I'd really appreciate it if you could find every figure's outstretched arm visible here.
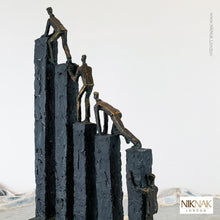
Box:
[94,106,102,134]
[70,68,80,82]
[111,115,142,148]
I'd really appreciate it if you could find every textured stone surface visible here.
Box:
[126,148,152,220]
[34,36,57,219]
[73,122,97,220]
[55,64,78,220]
[95,135,123,220]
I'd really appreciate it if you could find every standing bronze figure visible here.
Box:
[70,55,94,122]
[94,92,142,148]
[129,172,158,220]
[42,7,72,64]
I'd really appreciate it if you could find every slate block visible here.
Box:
[126,148,153,220]
[95,135,123,220]
[55,64,78,220]
[34,36,57,219]
[73,122,97,220]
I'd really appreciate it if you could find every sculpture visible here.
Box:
[93,92,142,148]
[42,7,72,64]
[70,55,94,122]
[34,7,158,220]
[129,172,158,219]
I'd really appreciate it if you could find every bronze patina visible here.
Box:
[94,92,142,148]
[70,55,94,122]
[42,7,72,64]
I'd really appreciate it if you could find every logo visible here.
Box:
[180,197,213,214]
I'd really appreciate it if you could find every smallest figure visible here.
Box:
[70,55,94,122]
[129,172,158,220]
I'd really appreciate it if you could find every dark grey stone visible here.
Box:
[29,218,55,220]
[126,148,153,220]
[55,64,78,220]
[95,135,123,220]
[34,36,57,219]
[73,122,97,220]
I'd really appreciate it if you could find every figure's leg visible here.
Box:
[48,32,60,63]
[84,85,93,122]
[61,31,72,63]
[94,107,102,134]
[77,86,86,122]
[111,115,142,148]
[103,112,108,134]
[111,123,120,135]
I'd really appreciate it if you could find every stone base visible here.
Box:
[34,36,57,219]
[55,63,78,219]
[95,134,123,220]
[73,122,97,220]
[126,148,153,220]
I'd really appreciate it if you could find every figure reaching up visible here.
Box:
[42,7,72,64]
[93,92,142,149]
[70,55,94,122]
[128,171,158,219]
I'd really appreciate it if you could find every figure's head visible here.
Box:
[46,7,53,16]
[93,92,99,101]
[147,174,155,186]
[81,55,87,64]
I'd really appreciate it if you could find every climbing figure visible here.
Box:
[94,92,142,148]
[129,172,158,220]
[70,55,94,122]
[42,7,72,64]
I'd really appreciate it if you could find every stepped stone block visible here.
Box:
[95,135,123,220]
[126,148,153,220]
[55,64,78,220]
[34,36,57,219]
[73,122,97,220]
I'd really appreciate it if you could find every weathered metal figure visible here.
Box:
[129,172,158,219]
[94,92,142,148]
[42,7,72,64]
[70,55,94,122]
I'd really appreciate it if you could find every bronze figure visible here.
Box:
[129,172,158,219]
[70,55,94,122]
[94,92,142,148]
[42,7,72,64]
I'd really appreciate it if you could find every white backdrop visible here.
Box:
[0,0,220,194]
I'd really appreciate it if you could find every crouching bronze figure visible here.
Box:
[42,7,72,64]
[94,92,142,148]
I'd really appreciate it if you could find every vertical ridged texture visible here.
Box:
[95,135,123,220]
[55,64,78,220]
[126,148,152,220]
[73,122,97,220]
[34,36,57,219]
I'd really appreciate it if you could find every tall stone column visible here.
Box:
[73,122,97,220]
[126,148,153,220]
[95,135,123,220]
[34,36,57,219]
[55,64,78,220]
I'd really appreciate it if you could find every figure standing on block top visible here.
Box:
[42,7,72,64]
[93,91,142,148]
[129,172,158,219]
[70,55,94,122]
